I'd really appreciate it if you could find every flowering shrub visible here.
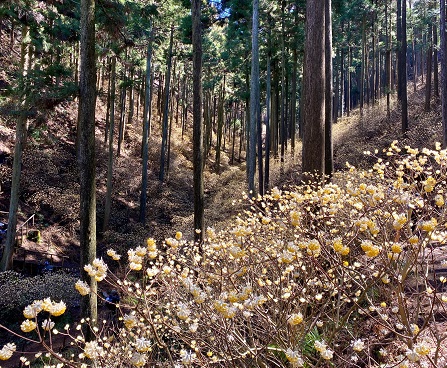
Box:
[1,142,447,367]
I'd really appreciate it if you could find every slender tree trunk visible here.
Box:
[0,25,29,271]
[302,0,325,178]
[280,0,286,165]
[103,56,116,232]
[340,46,345,117]
[78,0,97,334]
[334,48,340,123]
[265,23,271,192]
[325,0,333,177]
[104,57,111,144]
[117,54,127,157]
[215,92,224,173]
[127,68,135,127]
[347,46,351,117]
[441,0,447,147]
[250,0,260,195]
[386,0,391,119]
[360,15,366,116]
[291,46,298,155]
[425,30,433,111]
[397,0,403,102]
[192,0,204,244]
[140,29,153,224]
[434,24,439,98]
[401,0,408,133]
[159,26,174,182]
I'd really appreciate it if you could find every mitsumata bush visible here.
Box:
[1,141,447,368]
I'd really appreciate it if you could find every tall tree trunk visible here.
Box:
[140,28,154,224]
[325,0,333,177]
[334,48,340,123]
[249,0,260,195]
[441,0,447,147]
[433,23,439,98]
[397,0,403,102]
[401,0,408,133]
[127,68,135,127]
[104,57,111,144]
[159,26,174,182]
[425,30,433,111]
[340,46,345,117]
[78,0,97,335]
[192,0,204,244]
[291,47,298,155]
[347,46,351,117]
[103,56,116,232]
[360,15,366,116]
[280,0,286,165]
[302,0,325,178]
[0,25,29,271]
[265,20,272,192]
[386,0,391,120]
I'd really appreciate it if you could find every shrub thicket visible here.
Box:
[1,142,447,367]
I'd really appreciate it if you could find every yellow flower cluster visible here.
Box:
[107,248,121,261]
[84,258,108,281]
[285,348,304,365]
[75,280,91,296]
[314,340,333,360]
[361,240,380,258]
[0,343,16,361]
[83,340,104,360]
[419,218,437,232]
[332,238,350,255]
[288,312,304,326]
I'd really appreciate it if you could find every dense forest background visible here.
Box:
[0,0,446,270]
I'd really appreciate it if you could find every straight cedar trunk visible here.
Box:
[347,46,351,117]
[290,46,298,155]
[433,24,439,98]
[215,92,224,173]
[401,0,408,133]
[386,0,391,120]
[103,56,116,232]
[117,50,128,157]
[272,59,279,157]
[441,0,447,147]
[159,26,174,182]
[280,0,286,164]
[325,0,333,177]
[250,0,260,195]
[397,0,403,102]
[0,25,29,271]
[140,29,154,224]
[192,0,204,244]
[302,0,325,178]
[265,17,272,192]
[127,68,135,128]
[425,31,433,111]
[78,0,97,333]
[360,15,366,116]
[104,57,111,144]
[231,102,237,165]
[340,46,345,118]
[410,0,417,92]
[166,57,178,176]
[334,48,340,123]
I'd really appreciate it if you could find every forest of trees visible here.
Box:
[1,0,447,332]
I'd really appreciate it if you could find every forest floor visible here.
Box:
[0,69,444,273]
